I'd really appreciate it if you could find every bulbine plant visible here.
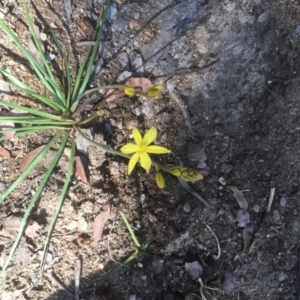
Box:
[0,0,203,277]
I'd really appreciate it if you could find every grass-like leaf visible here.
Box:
[71,0,111,109]
[0,99,63,120]
[0,131,63,205]
[96,213,147,286]
[0,69,64,112]
[0,132,69,277]
[22,0,66,106]
[40,140,75,273]
[120,212,141,248]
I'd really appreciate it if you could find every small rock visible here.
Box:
[218,176,226,185]
[197,161,206,169]
[253,204,259,213]
[183,203,191,213]
[280,197,287,207]
[130,51,144,74]
[106,3,118,23]
[133,12,140,20]
[187,139,206,162]
[113,16,130,32]
[117,70,132,82]
[117,52,130,70]
[66,220,78,230]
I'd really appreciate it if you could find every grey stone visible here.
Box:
[130,51,144,74]
[106,3,118,23]
[117,70,132,82]
[280,197,287,207]
[117,52,130,70]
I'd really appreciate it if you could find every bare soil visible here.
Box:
[1,0,300,299]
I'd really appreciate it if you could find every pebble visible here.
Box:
[106,3,118,23]
[183,203,191,213]
[117,70,132,82]
[253,204,259,213]
[117,52,130,70]
[130,51,144,74]
[218,176,227,185]
[280,197,287,207]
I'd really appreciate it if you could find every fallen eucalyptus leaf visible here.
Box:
[75,155,89,185]
[93,202,111,241]
[227,186,248,210]
[0,145,10,160]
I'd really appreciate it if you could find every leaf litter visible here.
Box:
[93,202,111,241]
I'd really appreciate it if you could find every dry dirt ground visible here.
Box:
[1,0,300,299]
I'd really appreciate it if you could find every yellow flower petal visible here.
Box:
[155,172,165,189]
[128,152,140,175]
[142,127,157,146]
[132,127,142,145]
[146,145,171,154]
[139,152,152,173]
[120,143,140,154]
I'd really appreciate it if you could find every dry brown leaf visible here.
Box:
[25,221,41,238]
[227,186,248,210]
[0,145,10,160]
[104,88,124,102]
[93,202,111,242]
[1,215,21,239]
[124,77,152,92]
[20,145,45,172]
[75,155,89,185]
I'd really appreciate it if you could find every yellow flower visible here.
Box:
[155,172,165,189]
[120,127,171,175]
[171,166,203,182]
[147,85,162,98]
[124,86,136,97]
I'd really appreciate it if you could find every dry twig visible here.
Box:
[266,187,276,213]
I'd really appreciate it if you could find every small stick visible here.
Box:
[206,224,221,259]
[266,187,276,213]
[75,258,82,300]
[76,41,97,46]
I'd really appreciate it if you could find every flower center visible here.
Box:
[139,145,148,152]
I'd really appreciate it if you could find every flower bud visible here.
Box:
[155,172,165,189]
[171,166,203,182]
[147,85,162,98]
[124,86,136,97]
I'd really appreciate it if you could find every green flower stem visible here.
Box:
[75,127,174,174]
[70,84,133,113]
[75,110,105,126]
